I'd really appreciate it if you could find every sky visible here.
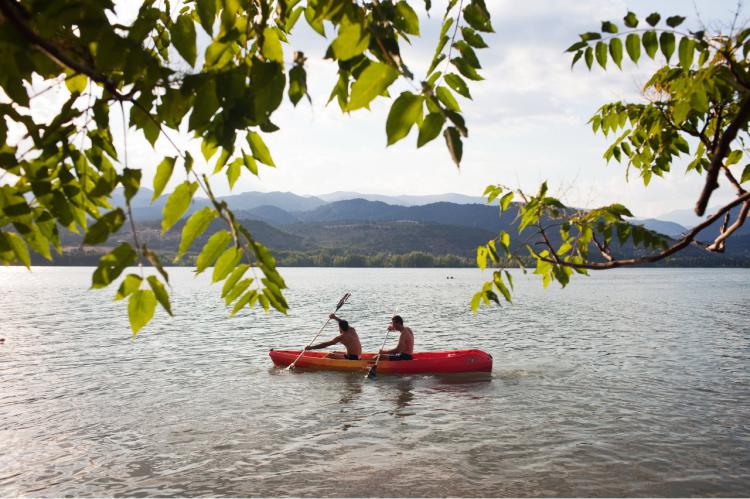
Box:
[11,0,749,218]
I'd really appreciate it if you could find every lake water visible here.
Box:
[0,267,749,497]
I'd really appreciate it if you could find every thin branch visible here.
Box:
[591,231,614,262]
[706,200,749,251]
[441,0,465,76]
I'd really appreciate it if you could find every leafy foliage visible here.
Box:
[474,10,750,311]
[0,0,491,334]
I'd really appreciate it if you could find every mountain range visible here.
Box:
[52,188,739,267]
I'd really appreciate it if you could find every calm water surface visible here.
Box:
[0,267,749,497]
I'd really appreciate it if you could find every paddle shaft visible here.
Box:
[288,293,350,370]
[367,306,399,378]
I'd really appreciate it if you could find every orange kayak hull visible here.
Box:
[269,349,492,375]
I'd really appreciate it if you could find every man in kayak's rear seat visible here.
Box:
[304,314,362,360]
[380,315,414,361]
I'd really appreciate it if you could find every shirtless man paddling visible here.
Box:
[379,315,414,360]
[305,313,362,360]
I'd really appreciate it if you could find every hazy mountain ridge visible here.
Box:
[47,188,748,267]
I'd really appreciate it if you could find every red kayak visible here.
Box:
[269,349,493,375]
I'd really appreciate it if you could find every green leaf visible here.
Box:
[231,289,258,316]
[128,289,156,336]
[623,12,638,28]
[444,73,471,99]
[417,112,446,147]
[499,191,513,211]
[247,131,276,166]
[601,21,618,33]
[394,1,420,35]
[609,38,623,68]
[252,59,286,121]
[204,41,234,69]
[678,37,694,68]
[463,1,493,33]
[666,15,685,27]
[566,41,588,53]
[147,275,172,315]
[595,41,608,68]
[444,126,463,166]
[212,246,243,283]
[151,156,176,202]
[221,264,250,298]
[741,164,750,183]
[451,58,483,80]
[243,152,259,175]
[262,27,284,63]
[386,92,424,145]
[288,65,307,106]
[144,248,170,283]
[115,274,142,301]
[83,208,126,245]
[196,0,217,35]
[65,74,87,94]
[177,207,217,259]
[436,86,461,112]
[120,168,141,202]
[643,31,658,59]
[188,79,219,131]
[453,40,481,68]
[645,12,661,27]
[92,243,137,289]
[225,278,253,305]
[726,150,743,166]
[347,62,399,111]
[171,13,197,66]
[585,47,593,69]
[625,34,641,64]
[226,158,242,189]
[470,291,482,312]
[461,27,488,48]
[570,50,583,69]
[580,32,602,41]
[0,232,30,268]
[161,181,198,234]
[660,32,675,63]
[196,230,232,273]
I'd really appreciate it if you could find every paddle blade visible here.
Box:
[335,292,351,311]
[365,366,377,379]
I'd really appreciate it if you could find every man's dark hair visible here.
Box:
[337,319,349,332]
[392,315,404,325]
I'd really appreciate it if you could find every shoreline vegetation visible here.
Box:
[25,247,750,269]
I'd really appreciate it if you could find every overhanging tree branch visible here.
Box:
[537,191,750,270]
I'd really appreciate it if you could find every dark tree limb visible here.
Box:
[0,0,125,100]
[695,97,750,216]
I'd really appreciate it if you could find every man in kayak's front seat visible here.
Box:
[380,315,414,360]
[304,314,363,360]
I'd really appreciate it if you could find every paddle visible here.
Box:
[287,292,351,370]
[366,308,398,379]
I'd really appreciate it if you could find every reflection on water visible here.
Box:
[1,267,749,496]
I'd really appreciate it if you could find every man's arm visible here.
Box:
[306,335,342,350]
[380,333,406,354]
